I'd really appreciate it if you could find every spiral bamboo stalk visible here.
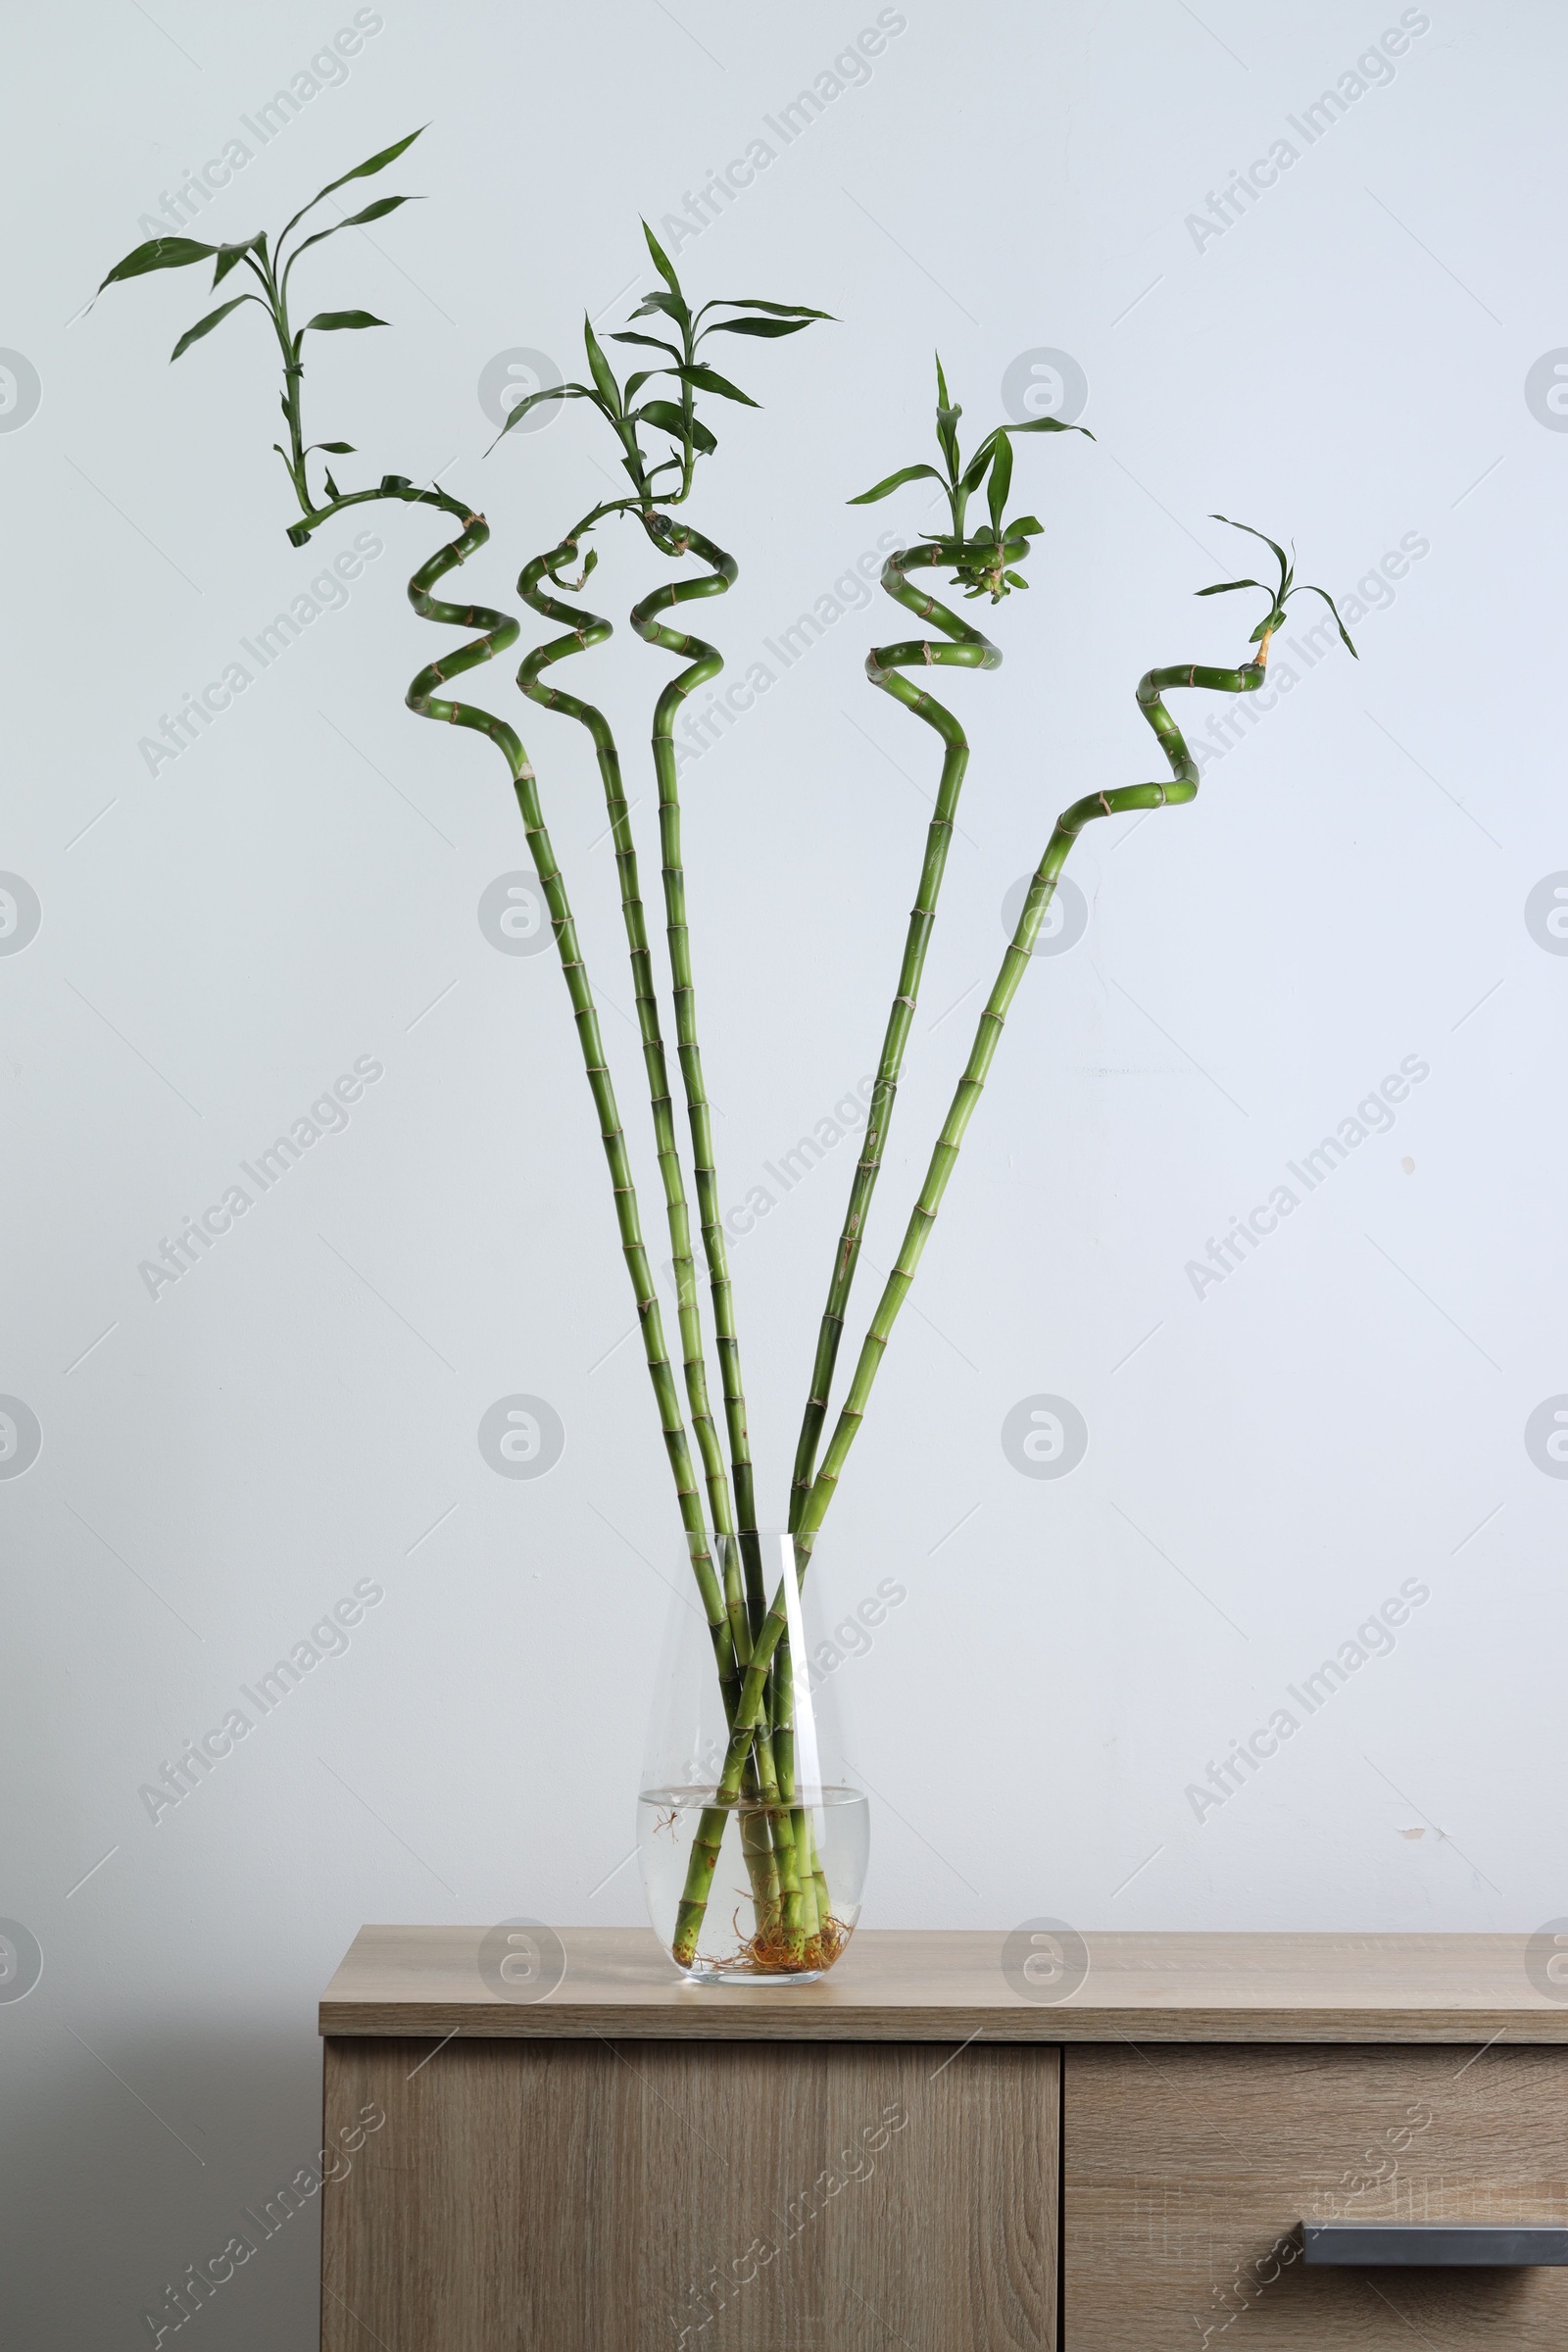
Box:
[699,643,1273,1819]
[788,534,1029,1532]
[515,528,738,1561]
[629,520,761,1595]
[401,505,733,1699]
[515,526,794,1955]
[629,518,809,1965]
[795,647,1270,1547]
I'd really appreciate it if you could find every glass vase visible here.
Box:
[638,1530,870,1984]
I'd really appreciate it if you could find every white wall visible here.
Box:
[3,0,1562,2336]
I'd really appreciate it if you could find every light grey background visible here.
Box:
[3,0,1562,2338]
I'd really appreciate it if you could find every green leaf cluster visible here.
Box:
[97,127,425,515]
[1198,514,1358,657]
[493,220,830,510]
[848,357,1092,601]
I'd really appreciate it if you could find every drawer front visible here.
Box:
[1066,2044,1568,2349]
[322,2036,1056,2352]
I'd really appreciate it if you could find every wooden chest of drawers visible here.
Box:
[1066,2042,1568,2347]
[318,1929,1568,2350]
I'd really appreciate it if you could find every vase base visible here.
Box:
[682,1966,826,1986]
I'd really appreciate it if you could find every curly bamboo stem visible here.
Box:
[705,646,1271,1810]
[628,517,801,1966]
[516,530,738,1563]
[788,535,1026,1532]
[401,507,733,1700]
[515,529,793,1955]
[795,649,1269,1547]
[629,522,760,1598]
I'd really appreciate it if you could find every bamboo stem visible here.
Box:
[632,514,788,1964]
[629,517,760,1583]
[795,651,1268,1547]
[401,509,732,1701]
[516,530,737,1558]
[707,649,1270,1816]
[789,535,1025,1531]
[630,518,803,1965]
[516,529,799,1955]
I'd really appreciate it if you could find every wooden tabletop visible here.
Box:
[319,1926,1568,2043]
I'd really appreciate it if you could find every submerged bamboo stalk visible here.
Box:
[700,643,1274,1824]
[627,520,827,1963]
[514,531,798,1952]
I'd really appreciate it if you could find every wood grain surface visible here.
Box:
[320,2034,1057,2352]
[319,1925,1568,2042]
[1064,2043,1568,2348]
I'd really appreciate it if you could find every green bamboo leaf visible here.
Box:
[1210,514,1290,594]
[623,369,658,401]
[278,126,426,245]
[170,294,255,362]
[1004,514,1044,536]
[638,398,715,453]
[341,193,411,226]
[494,382,597,441]
[670,362,759,406]
[986,427,1013,536]
[309,440,357,453]
[1004,570,1030,588]
[958,432,997,494]
[582,318,622,416]
[98,235,217,292]
[1249,612,1286,643]
[700,316,812,339]
[701,298,834,319]
[997,416,1095,441]
[288,193,421,268]
[1292,582,1358,658]
[301,309,387,332]
[642,220,682,294]
[847,462,946,506]
[1196,577,1264,597]
[933,356,961,478]
[630,290,688,321]
[609,330,683,359]
[212,237,262,287]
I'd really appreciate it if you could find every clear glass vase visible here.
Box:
[638,1530,870,1984]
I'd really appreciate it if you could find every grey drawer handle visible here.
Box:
[1303,2225,1568,2268]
